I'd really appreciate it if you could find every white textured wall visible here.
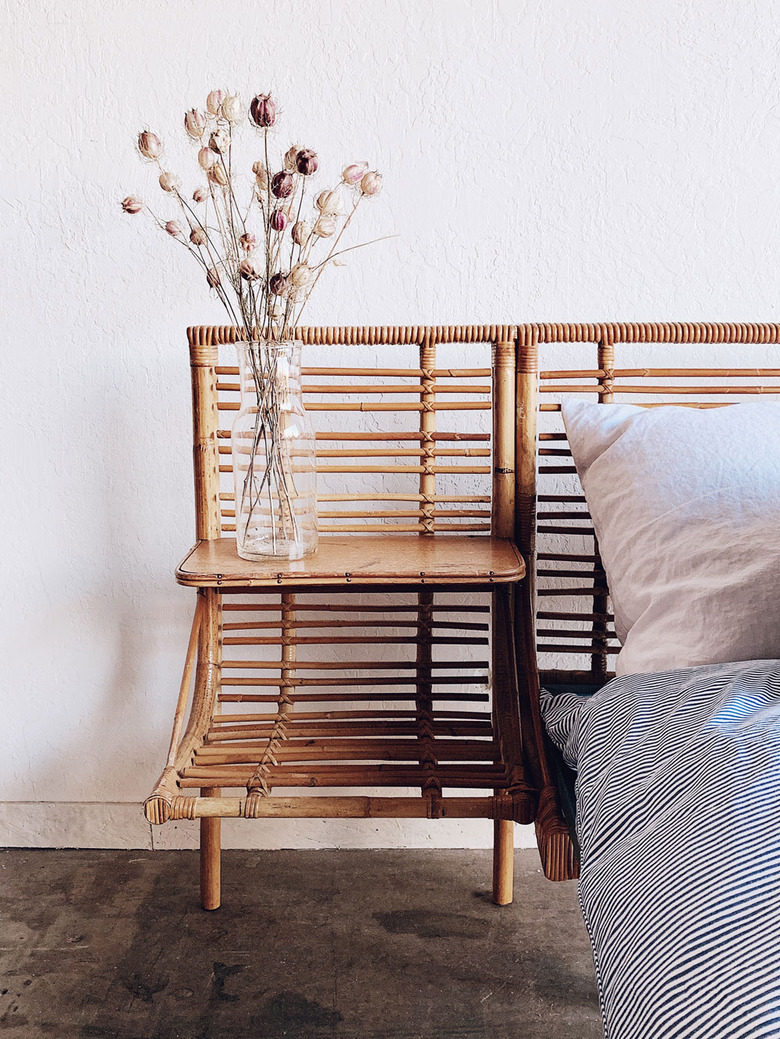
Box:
[4,0,780,848]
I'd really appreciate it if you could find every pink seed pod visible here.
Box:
[184,108,207,140]
[249,93,276,128]
[198,147,217,170]
[137,131,163,160]
[165,220,183,237]
[296,149,318,176]
[342,161,368,185]
[193,186,208,203]
[158,171,181,193]
[271,170,294,199]
[269,271,290,296]
[270,209,288,232]
[207,164,228,187]
[190,227,207,246]
[206,89,225,116]
[121,196,143,214]
[360,170,383,197]
[239,232,256,251]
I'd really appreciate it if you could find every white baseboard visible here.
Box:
[0,802,539,851]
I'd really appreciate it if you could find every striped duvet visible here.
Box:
[541,660,780,1039]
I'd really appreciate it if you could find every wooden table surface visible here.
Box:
[176,535,525,588]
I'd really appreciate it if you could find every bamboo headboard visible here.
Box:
[516,322,780,686]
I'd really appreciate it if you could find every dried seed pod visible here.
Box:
[296,149,318,176]
[289,262,311,288]
[190,226,207,246]
[342,161,368,185]
[360,170,383,197]
[239,232,256,251]
[315,189,342,216]
[239,257,261,281]
[270,209,288,232]
[121,195,143,214]
[193,186,208,203]
[269,271,290,296]
[206,266,221,288]
[158,171,181,193]
[207,163,228,187]
[292,220,311,245]
[249,93,276,128]
[221,94,242,124]
[165,220,183,237]
[209,129,229,155]
[252,161,269,192]
[206,89,225,116]
[184,108,207,140]
[138,131,163,160]
[313,214,337,237]
[284,144,300,170]
[271,170,294,199]
[198,147,217,170]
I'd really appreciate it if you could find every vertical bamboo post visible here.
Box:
[190,329,223,910]
[280,592,296,719]
[491,338,517,904]
[419,330,436,534]
[200,786,221,910]
[517,325,576,881]
[492,338,517,539]
[190,329,221,541]
[515,327,538,585]
[245,591,296,800]
[416,332,440,806]
[592,330,614,682]
[492,818,515,905]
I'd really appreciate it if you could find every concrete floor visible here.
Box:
[0,848,601,1039]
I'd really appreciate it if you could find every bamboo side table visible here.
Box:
[146,325,534,910]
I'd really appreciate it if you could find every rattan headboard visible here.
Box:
[516,322,780,686]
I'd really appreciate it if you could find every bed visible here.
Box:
[514,323,780,1037]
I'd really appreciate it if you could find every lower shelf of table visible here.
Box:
[146,703,535,825]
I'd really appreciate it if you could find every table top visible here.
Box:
[176,535,525,589]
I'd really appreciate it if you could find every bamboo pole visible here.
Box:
[164,794,526,820]
[200,786,221,910]
[491,337,519,902]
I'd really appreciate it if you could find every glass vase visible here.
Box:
[232,340,318,561]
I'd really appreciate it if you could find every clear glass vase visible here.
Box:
[232,340,318,561]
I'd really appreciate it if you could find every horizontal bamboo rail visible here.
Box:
[156,795,532,821]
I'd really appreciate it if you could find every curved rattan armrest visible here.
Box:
[514,578,579,881]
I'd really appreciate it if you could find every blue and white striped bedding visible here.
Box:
[540,660,780,1039]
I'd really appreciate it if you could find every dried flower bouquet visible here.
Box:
[122,89,384,560]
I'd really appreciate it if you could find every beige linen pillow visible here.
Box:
[562,399,780,676]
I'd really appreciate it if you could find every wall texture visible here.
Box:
[4,0,780,849]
